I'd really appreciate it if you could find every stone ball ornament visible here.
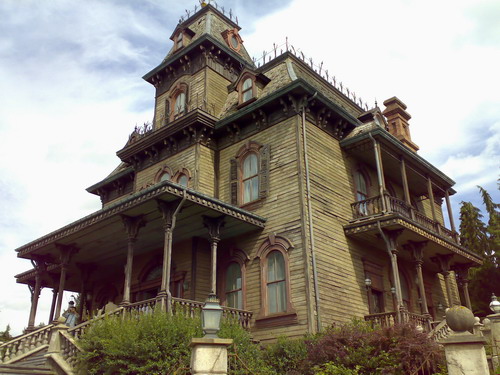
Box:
[445,306,475,332]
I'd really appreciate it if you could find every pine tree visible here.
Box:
[460,185,500,316]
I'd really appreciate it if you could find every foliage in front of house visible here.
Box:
[76,313,445,375]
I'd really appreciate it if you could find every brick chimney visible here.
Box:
[382,96,419,152]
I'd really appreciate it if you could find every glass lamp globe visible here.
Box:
[201,294,223,338]
[490,294,500,314]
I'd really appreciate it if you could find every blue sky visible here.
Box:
[0,0,499,334]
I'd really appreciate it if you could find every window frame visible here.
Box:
[255,235,296,327]
[154,165,173,183]
[173,168,191,188]
[237,74,256,106]
[218,248,248,310]
[168,82,188,122]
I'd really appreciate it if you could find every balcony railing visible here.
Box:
[351,194,459,244]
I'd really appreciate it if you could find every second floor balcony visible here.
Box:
[351,193,459,244]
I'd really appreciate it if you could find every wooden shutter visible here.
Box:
[230,158,238,205]
[259,144,270,199]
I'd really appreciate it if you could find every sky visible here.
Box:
[0,0,499,335]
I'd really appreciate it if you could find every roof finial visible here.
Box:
[200,0,207,7]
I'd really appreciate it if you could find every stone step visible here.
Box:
[0,364,55,374]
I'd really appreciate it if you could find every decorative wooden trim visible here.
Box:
[154,165,174,183]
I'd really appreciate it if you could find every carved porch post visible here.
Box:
[432,254,455,308]
[48,288,58,323]
[406,241,430,316]
[203,216,225,296]
[444,190,457,233]
[453,264,472,310]
[157,198,185,311]
[120,215,146,306]
[53,244,78,321]
[26,257,47,331]
[383,229,404,321]
[427,176,438,222]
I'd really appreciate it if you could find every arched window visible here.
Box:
[256,235,296,325]
[225,262,243,309]
[241,78,254,103]
[174,92,186,118]
[177,173,188,187]
[242,153,259,204]
[160,172,171,182]
[267,251,286,314]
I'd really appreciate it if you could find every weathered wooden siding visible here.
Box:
[134,145,197,191]
[206,68,230,118]
[218,116,310,343]
[197,144,216,196]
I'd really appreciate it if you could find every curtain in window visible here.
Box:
[242,78,253,102]
[242,153,259,203]
[225,262,242,309]
[267,251,286,314]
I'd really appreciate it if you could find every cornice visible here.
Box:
[16,180,266,258]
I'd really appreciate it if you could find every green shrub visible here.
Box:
[313,362,361,375]
[77,311,201,374]
[263,335,308,374]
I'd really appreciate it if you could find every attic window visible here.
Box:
[237,74,256,106]
[174,31,184,51]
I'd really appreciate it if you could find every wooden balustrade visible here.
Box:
[365,311,431,332]
[0,324,53,363]
[429,319,451,341]
[351,194,459,244]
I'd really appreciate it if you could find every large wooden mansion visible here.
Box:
[10,4,482,347]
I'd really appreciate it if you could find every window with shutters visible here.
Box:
[229,141,270,207]
[255,234,296,327]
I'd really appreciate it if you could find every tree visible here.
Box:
[0,325,13,342]
[459,184,500,316]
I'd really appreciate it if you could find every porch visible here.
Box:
[364,310,432,331]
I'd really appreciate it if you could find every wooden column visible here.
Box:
[157,198,184,312]
[432,254,455,307]
[427,176,437,222]
[53,244,77,321]
[26,258,46,331]
[400,157,411,206]
[370,136,387,211]
[454,264,472,310]
[383,229,404,321]
[78,264,95,320]
[203,216,225,296]
[48,288,57,323]
[120,215,146,306]
[405,241,430,316]
[444,190,457,232]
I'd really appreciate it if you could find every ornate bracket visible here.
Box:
[203,215,225,243]
[121,215,146,242]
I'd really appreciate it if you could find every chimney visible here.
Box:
[382,96,419,152]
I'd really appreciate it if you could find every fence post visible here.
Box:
[190,338,233,375]
[439,306,489,375]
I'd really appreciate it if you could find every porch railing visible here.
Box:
[364,310,432,332]
[0,323,53,364]
[351,194,460,244]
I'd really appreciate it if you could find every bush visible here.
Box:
[263,335,308,374]
[303,320,445,375]
[77,311,201,374]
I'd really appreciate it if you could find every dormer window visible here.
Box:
[237,74,256,106]
[174,31,185,51]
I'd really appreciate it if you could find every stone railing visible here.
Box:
[429,318,451,341]
[351,194,460,244]
[402,311,431,330]
[0,324,53,363]
[59,330,81,369]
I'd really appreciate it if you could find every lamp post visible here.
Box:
[490,294,500,314]
[201,293,223,338]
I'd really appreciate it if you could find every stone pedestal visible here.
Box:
[486,313,500,370]
[440,306,489,375]
[190,337,233,375]
[440,334,490,375]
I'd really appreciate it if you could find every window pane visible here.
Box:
[268,251,285,282]
[178,174,188,187]
[175,92,186,114]
[356,172,367,197]
[225,263,242,291]
[268,281,286,314]
[160,172,170,182]
[243,89,253,102]
[243,154,258,178]
[242,78,252,90]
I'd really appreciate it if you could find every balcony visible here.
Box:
[350,194,460,244]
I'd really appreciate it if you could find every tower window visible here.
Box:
[242,153,259,204]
